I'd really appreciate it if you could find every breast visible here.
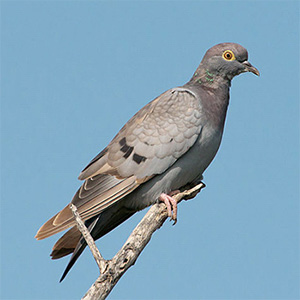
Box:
[167,124,223,190]
[193,123,223,173]
[123,123,223,211]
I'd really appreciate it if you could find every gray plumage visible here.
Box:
[35,42,259,281]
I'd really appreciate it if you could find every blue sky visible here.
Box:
[1,1,299,299]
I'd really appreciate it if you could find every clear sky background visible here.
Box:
[1,1,299,299]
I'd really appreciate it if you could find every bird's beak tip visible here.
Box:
[242,61,260,76]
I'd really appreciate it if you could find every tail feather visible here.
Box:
[58,204,135,282]
[59,216,99,282]
[51,226,82,259]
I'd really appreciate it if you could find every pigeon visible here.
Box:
[35,42,259,281]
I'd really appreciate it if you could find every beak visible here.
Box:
[242,61,260,76]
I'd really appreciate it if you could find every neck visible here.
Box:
[190,65,231,88]
[185,68,231,130]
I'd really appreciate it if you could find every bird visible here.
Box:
[35,42,259,281]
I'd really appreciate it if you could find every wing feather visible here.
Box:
[35,175,138,240]
[35,87,203,240]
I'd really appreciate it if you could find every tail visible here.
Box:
[50,204,136,282]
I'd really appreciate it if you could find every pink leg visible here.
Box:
[159,193,178,224]
[168,189,180,197]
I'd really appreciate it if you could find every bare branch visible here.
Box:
[70,204,107,274]
[71,182,205,300]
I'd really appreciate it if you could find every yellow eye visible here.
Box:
[222,50,235,61]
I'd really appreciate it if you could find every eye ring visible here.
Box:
[222,50,235,61]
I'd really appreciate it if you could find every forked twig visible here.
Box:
[70,182,206,300]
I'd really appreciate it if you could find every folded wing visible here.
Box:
[35,88,203,240]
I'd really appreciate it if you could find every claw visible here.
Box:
[159,193,178,224]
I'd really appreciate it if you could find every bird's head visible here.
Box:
[195,43,259,83]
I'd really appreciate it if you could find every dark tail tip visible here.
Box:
[59,240,87,282]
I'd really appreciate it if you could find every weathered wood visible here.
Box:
[70,204,107,274]
[70,182,205,300]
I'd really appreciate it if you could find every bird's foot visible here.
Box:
[159,193,178,225]
[168,190,180,197]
